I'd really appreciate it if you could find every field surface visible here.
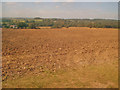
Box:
[2,27,118,88]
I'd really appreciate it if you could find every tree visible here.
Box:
[2,23,10,28]
[28,23,36,29]
[17,22,28,29]
[34,17,42,19]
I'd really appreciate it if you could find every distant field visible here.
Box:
[2,27,118,88]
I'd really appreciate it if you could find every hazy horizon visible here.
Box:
[2,2,118,19]
[1,17,118,20]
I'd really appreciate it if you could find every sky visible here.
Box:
[1,0,120,2]
[1,2,118,19]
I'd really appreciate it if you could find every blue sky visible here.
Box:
[2,2,118,19]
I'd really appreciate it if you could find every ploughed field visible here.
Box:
[2,27,118,88]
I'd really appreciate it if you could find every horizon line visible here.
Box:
[1,17,118,20]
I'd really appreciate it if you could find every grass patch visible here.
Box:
[3,62,118,88]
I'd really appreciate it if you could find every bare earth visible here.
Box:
[2,27,118,88]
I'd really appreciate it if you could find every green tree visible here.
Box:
[17,22,28,29]
[28,23,36,29]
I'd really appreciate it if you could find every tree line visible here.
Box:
[2,18,118,29]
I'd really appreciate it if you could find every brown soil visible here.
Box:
[2,28,118,88]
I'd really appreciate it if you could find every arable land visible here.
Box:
[2,27,118,88]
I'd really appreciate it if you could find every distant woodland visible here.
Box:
[1,17,118,29]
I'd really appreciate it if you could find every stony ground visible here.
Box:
[2,27,118,88]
